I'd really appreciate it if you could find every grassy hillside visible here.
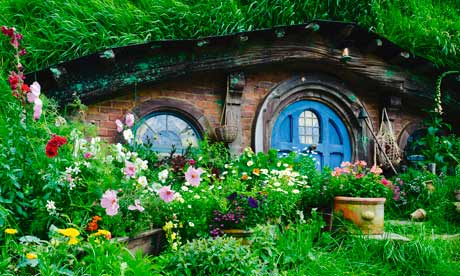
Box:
[0,0,459,75]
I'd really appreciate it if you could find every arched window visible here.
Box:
[298,110,320,144]
[135,112,201,153]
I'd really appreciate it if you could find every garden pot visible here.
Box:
[116,228,165,255]
[333,196,386,235]
[454,190,460,201]
[223,229,253,245]
[215,125,238,143]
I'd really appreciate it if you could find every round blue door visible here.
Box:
[271,100,351,169]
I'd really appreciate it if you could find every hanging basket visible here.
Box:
[376,108,401,169]
[215,125,238,143]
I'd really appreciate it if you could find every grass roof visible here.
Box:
[0,0,459,76]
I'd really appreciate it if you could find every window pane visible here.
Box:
[298,110,320,144]
[136,113,200,153]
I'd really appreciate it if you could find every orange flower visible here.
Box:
[241,174,248,180]
[252,168,260,176]
[92,216,102,222]
[86,221,98,232]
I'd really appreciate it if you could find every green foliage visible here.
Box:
[158,236,263,275]
[0,0,459,75]
[1,228,159,275]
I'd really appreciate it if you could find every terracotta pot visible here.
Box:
[333,196,386,235]
[116,228,165,255]
[223,229,253,245]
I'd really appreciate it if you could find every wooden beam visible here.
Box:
[362,38,383,54]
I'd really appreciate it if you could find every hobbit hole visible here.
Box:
[28,21,460,166]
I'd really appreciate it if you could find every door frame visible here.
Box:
[253,73,373,162]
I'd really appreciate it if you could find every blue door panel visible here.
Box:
[271,100,351,169]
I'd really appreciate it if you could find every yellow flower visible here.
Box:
[4,228,17,235]
[170,232,176,241]
[57,228,80,238]
[68,237,79,245]
[26,253,38,260]
[92,229,111,240]
[163,221,173,231]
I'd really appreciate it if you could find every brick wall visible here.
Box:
[84,70,425,153]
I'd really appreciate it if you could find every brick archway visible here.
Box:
[253,73,373,162]
[131,97,214,138]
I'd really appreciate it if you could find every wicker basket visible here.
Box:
[215,125,238,143]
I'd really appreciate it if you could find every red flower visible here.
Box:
[45,135,67,158]
[21,84,30,93]
[86,221,99,232]
[8,73,19,90]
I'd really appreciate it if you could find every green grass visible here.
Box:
[0,0,459,77]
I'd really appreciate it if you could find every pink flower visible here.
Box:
[115,119,123,133]
[84,152,92,159]
[100,190,119,216]
[33,98,43,120]
[355,173,364,179]
[189,159,196,166]
[125,113,135,128]
[354,160,367,167]
[185,166,204,187]
[340,161,352,168]
[393,186,401,201]
[158,186,175,203]
[331,167,343,177]
[123,160,136,178]
[370,165,383,175]
[381,178,391,186]
[27,81,41,103]
[128,199,145,212]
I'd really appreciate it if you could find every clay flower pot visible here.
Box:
[115,229,165,255]
[333,196,386,235]
[223,229,253,245]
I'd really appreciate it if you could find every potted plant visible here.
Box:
[209,192,263,244]
[329,161,392,234]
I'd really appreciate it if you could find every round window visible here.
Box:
[135,113,201,153]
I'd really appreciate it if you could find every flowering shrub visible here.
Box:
[209,192,264,237]
[329,161,391,198]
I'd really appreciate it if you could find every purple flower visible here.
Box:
[226,192,237,201]
[248,197,258,208]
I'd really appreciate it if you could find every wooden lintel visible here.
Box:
[363,39,383,54]
[389,51,411,65]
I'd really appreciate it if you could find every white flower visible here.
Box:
[292,189,300,194]
[193,194,200,199]
[260,169,268,175]
[123,129,134,143]
[277,162,281,167]
[138,176,148,187]
[181,186,189,192]
[69,182,76,190]
[247,160,254,167]
[83,161,91,168]
[273,182,281,187]
[135,158,148,171]
[187,205,192,209]
[54,116,67,127]
[222,171,228,175]
[105,155,114,164]
[46,200,56,212]
[188,222,195,227]
[158,169,169,183]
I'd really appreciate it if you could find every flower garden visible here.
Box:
[1,25,460,275]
